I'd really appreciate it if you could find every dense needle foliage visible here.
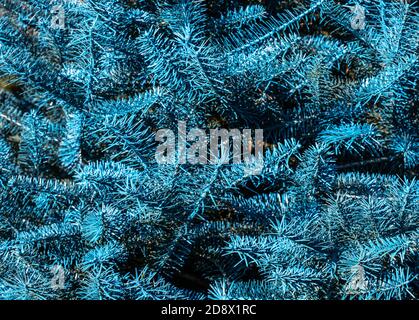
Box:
[0,0,418,300]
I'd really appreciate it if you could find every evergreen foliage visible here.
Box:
[0,0,417,300]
